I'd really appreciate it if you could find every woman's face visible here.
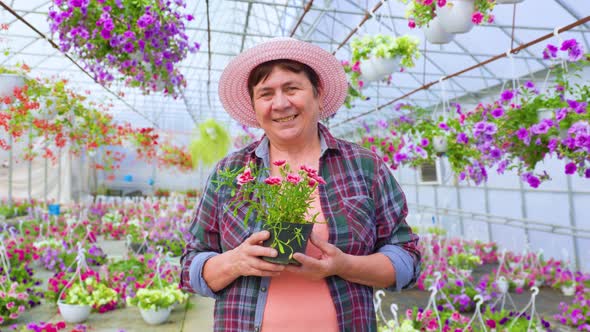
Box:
[252,66,321,145]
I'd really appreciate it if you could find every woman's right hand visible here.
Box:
[227,230,285,278]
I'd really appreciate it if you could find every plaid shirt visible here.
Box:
[180,124,421,332]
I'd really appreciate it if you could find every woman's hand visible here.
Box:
[284,233,348,280]
[227,230,286,278]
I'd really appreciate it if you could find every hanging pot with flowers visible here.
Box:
[436,0,496,34]
[47,0,200,97]
[350,34,421,83]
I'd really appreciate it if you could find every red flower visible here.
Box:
[273,160,286,167]
[286,173,302,185]
[264,176,282,185]
[236,167,255,185]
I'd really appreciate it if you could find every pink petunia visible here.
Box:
[471,11,483,24]
[6,301,14,309]
[408,19,416,29]
[437,0,446,6]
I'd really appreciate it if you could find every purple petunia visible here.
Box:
[542,44,558,59]
[420,138,429,147]
[456,132,469,144]
[500,89,514,102]
[521,173,541,188]
[565,162,577,175]
[438,122,450,131]
[491,107,504,118]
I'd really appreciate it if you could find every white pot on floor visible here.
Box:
[58,302,91,323]
[140,307,172,325]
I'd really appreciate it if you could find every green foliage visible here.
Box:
[351,34,421,68]
[126,284,188,311]
[188,119,231,167]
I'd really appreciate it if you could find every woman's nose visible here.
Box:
[271,91,290,110]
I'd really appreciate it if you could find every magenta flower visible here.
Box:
[236,167,255,185]
[273,160,286,167]
[543,44,558,59]
[286,173,302,185]
[438,122,450,131]
[500,89,514,102]
[565,162,577,175]
[491,107,504,118]
[264,176,281,185]
[408,19,416,29]
[437,0,446,6]
[471,11,483,24]
[420,138,430,147]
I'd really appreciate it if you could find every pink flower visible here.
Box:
[308,178,317,188]
[17,293,27,300]
[358,80,364,88]
[264,176,282,185]
[273,160,286,167]
[18,305,25,313]
[437,0,446,6]
[286,173,302,185]
[487,14,495,23]
[9,313,18,319]
[6,301,14,309]
[422,0,433,5]
[340,60,349,67]
[451,311,460,321]
[236,167,255,185]
[0,291,5,298]
[408,19,416,29]
[472,11,484,24]
[351,61,361,73]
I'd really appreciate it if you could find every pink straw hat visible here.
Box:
[218,38,348,128]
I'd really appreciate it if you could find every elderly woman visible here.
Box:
[180,38,421,332]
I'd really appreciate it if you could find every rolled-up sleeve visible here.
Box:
[179,169,223,297]
[372,160,421,291]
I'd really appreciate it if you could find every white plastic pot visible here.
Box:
[497,278,509,293]
[0,73,26,100]
[372,57,400,77]
[423,17,454,44]
[58,302,91,323]
[436,0,475,34]
[561,285,575,296]
[496,0,524,4]
[359,58,383,82]
[433,136,448,153]
[459,269,472,278]
[537,108,553,122]
[140,307,172,325]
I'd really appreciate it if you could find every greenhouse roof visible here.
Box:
[1,0,589,137]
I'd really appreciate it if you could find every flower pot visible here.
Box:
[372,57,400,77]
[533,279,544,287]
[58,302,91,323]
[561,285,575,296]
[128,242,148,254]
[496,0,524,3]
[359,58,384,82]
[436,0,475,34]
[0,73,26,100]
[139,307,172,325]
[261,222,314,265]
[497,279,509,293]
[537,108,553,122]
[513,278,525,288]
[432,136,448,153]
[423,17,454,44]
[458,269,472,278]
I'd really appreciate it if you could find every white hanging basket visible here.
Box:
[423,16,454,44]
[497,279,509,294]
[139,307,172,325]
[496,0,524,4]
[436,0,475,34]
[0,73,26,100]
[432,136,448,153]
[360,56,400,82]
[459,269,472,278]
[58,302,92,323]
[536,108,553,122]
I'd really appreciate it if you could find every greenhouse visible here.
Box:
[0,0,589,331]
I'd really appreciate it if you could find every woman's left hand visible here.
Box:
[284,233,348,280]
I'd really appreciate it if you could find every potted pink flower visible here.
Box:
[216,161,326,265]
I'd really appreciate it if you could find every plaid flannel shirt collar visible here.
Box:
[249,123,340,162]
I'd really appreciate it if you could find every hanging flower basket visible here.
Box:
[432,135,449,153]
[536,108,554,122]
[48,0,200,97]
[436,0,475,34]
[497,278,509,293]
[423,17,454,44]
[360,56,400,82]
[57,301,91,324]
[139,307,172,325]
[561,284,576,296]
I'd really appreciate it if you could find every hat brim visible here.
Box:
[218,38,348,128]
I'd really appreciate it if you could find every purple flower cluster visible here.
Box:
[48,0,200,97]
[543,39,585,62]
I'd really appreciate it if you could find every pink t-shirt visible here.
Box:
[261,197,339,331]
